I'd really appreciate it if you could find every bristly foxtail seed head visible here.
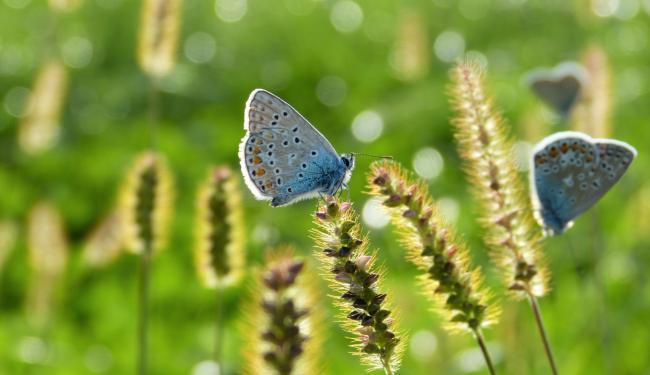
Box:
[81,210,125,268]
[242,248,324,375]
[194,166,246,289]
[18,58,68,155]
[573,44,611,138]
[119,151,174,256]
[367,161,499,334]
[450,59,549,298]
[312,197,404,373]
[26,201,69,327]
[137,0,181,78]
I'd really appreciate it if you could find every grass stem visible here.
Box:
[214,286,225,370]
[474,330,497,375]
[528,294,558,375]
[137,243,152,375]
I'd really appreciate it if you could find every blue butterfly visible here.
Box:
[530,131,636,235]
[525,62,589,117]
[239,89,354,207]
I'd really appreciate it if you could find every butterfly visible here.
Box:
[525,62,589,117]
[239,89,354,207]
[530,131,636,235]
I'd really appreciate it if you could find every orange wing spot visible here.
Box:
[571,143,578,151]
[549,147,558,157]
[265,180,273,189]
[253,147,262,155]
[256,168,266,176]
[253,156,263,165]
[560,144,569,153]
[255,139,263,145]
[538,158,546,165]
[586,156,593,162]
[579,147,586,153]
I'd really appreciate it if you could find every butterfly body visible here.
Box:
[530,131,636,235]
[239,89,354,207]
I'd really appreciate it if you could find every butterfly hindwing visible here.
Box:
[239,89,349,206]
[531,131,636,234]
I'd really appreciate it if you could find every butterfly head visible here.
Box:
[340,153,355,185]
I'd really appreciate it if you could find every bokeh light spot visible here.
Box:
[3,86,30,118]
[62,37,93,69]
[215,0,247,23]
[351,110,384,143]
[362,198,390,229]
[184,32,217,64]
[410,330,438,362]
[438,197,460,224]
[434,30,465,63]
[192,360,220,375]
[412,147,444,180]
[316,76,347,107]
[330,0,363,33]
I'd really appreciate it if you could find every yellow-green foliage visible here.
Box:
[312,197,404,374]
[368,161,499,334]
[450,60,549,298]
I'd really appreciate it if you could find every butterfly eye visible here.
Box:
[342,158,350,167]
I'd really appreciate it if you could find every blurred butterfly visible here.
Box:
[530,131,636,235]
[525,62,589,118]
[239,89,354,207]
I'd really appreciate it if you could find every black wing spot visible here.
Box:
[270,161,275,165]
[283,140,289,146]
[301,163,307,169]
[271,121,277,126]
[275,168,280,173]
[294,137,300,143]
[268,144,274,149]
[277,178,282,185]
[273,114,279,120]
[287,187,293,193]
[292,126,299,132]
[283,111,288,117]
[311,151,317,156]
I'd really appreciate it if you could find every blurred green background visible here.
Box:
[1,0,650,374]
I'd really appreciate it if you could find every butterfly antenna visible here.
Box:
[352,152,393,160]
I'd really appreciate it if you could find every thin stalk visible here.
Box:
[473,330,497,375]
[528,294,558,375]
[214,286,225,369]
[381,359,394,375]
[138,243,152,375]
[148,77,160,150]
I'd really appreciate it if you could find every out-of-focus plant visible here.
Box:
[119,151,174,375]
[81,210,124,269]
[26,201,68,329]
[194,165,245,368]
[242,249,323,375]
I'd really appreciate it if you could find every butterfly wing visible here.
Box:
[531,131,636,234]
[530,77,582,116]
[526,62,588,117]
[239,89,346,206]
